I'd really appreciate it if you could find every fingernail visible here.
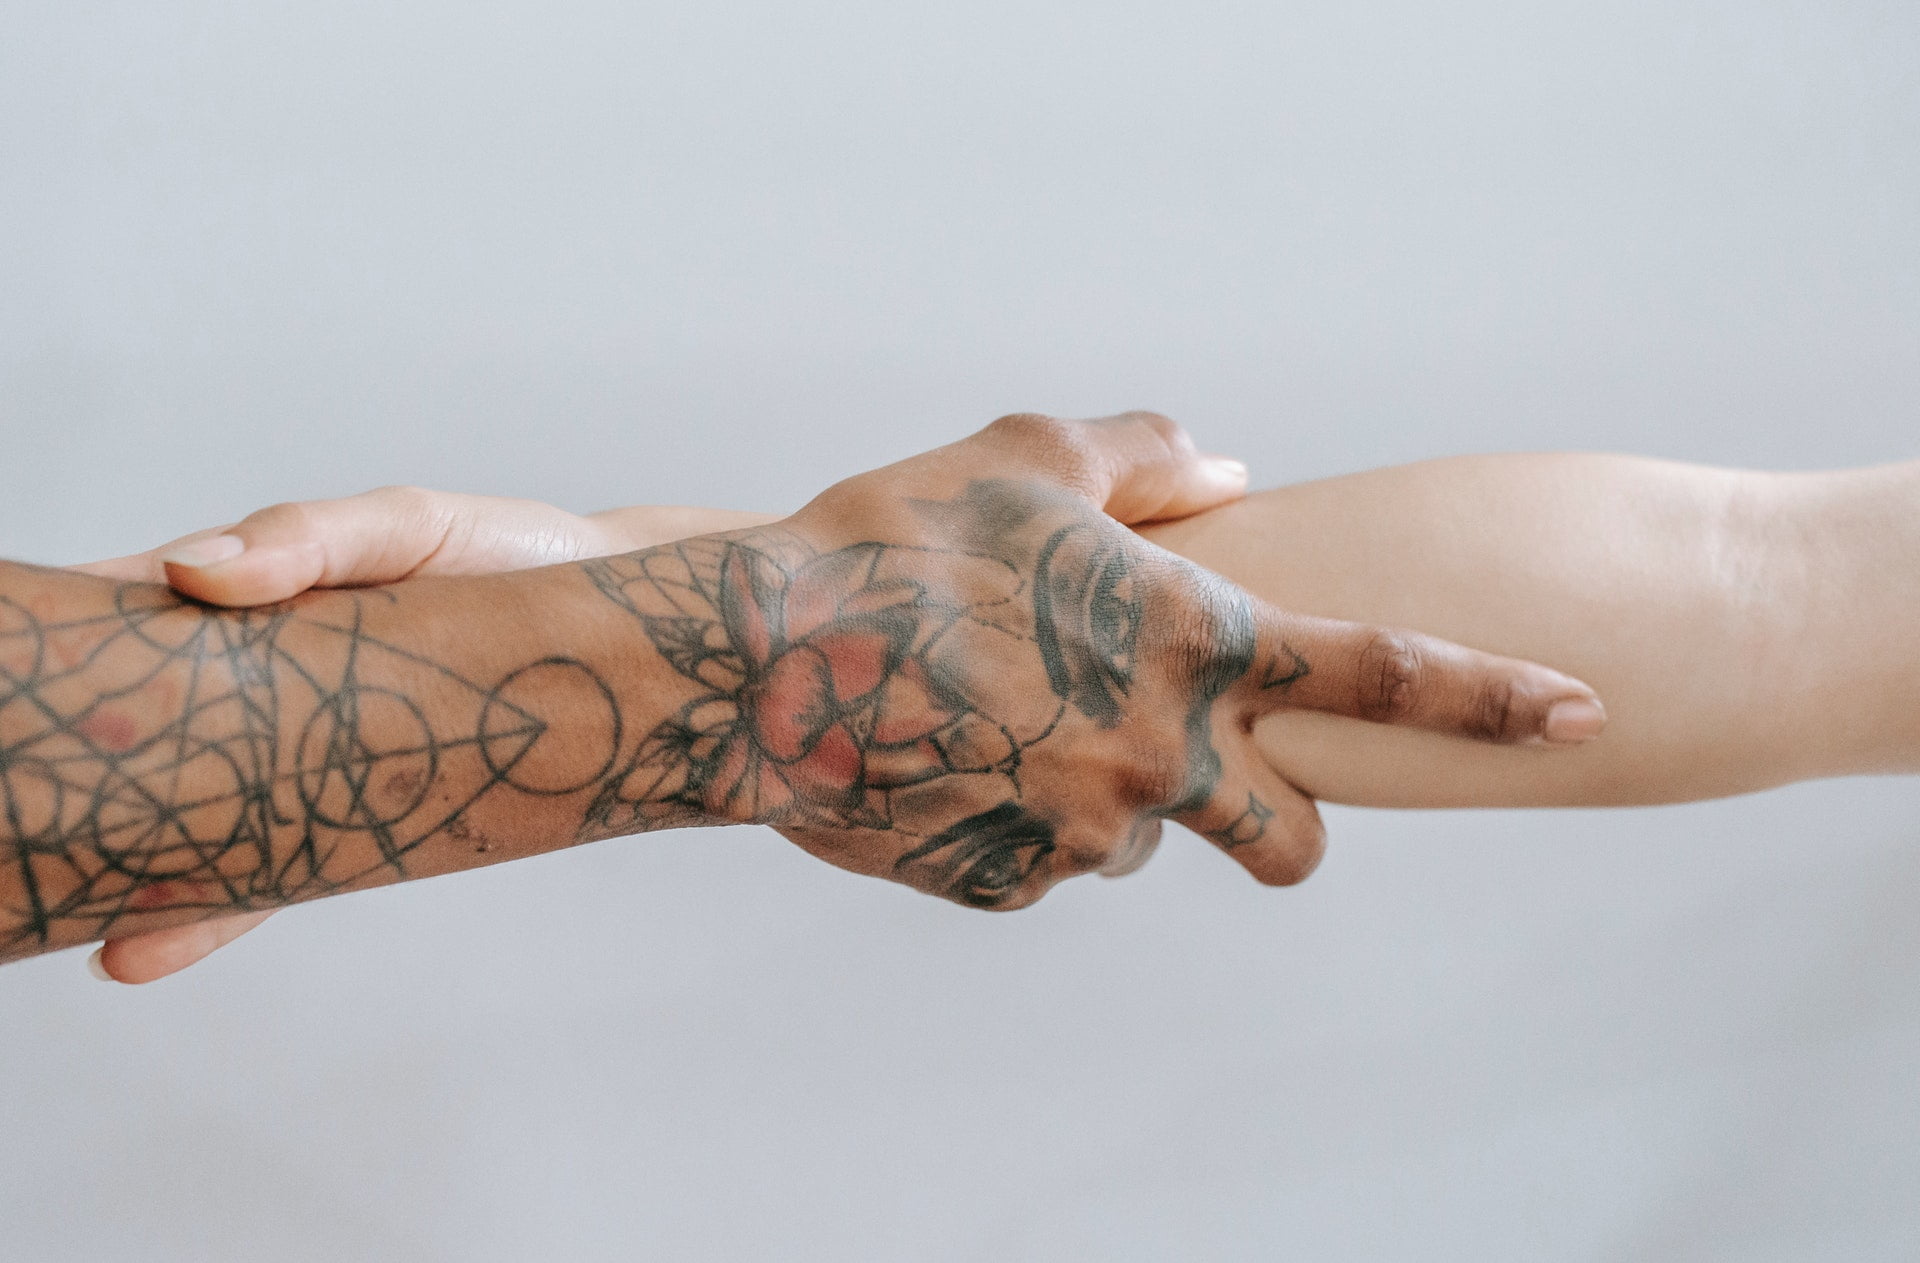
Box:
[1543,697,1607,745]
[1202,456,1249,486]
[86,946,116,983]
[160,534,245,569]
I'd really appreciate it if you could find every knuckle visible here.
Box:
[800,474,897,525]
[1153,565,1237,686]
[243,499,320,537]
[1357,630,1423,722]
[981,412,1098,483]
[1265,845,1325,887]
[985,410,1072,445]
[1119,409,1195,458]
[365,483,431,508]
[1053,843,1110,881]
[1101,817,1163,877]
[1469,675,1521,742]
[1115,747,1188,813]
[364,484,449,530]
[1043,817,1133,885]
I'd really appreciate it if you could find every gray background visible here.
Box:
[3,2,1917,1259]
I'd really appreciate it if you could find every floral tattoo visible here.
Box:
[578,479,1269,906]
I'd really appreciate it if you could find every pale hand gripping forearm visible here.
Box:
[4,415,1604,967]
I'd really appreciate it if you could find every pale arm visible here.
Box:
[1140,455,1920,806]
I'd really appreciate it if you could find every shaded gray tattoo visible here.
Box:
[1032,524,1143,727]
[894,801,1056,908]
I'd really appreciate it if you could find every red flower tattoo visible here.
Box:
[586,535,1044,830]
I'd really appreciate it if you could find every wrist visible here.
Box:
[1779,465,1920,775]
[399,563,724,849]
[564,545,779,836]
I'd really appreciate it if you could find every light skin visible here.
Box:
[87,448,1919,984]
[1158,453,1920,805]
[0,415,1606,980]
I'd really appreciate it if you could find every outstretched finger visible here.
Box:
[1244,606,1608,746]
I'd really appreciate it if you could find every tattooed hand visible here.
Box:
[54,413,1606,983]
[566,413,1602,905]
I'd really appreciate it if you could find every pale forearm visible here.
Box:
[1139,455,1920,806]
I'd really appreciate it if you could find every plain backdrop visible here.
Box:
[3,3,1917,1259]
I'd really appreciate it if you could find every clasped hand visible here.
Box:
[79,414,1603,982]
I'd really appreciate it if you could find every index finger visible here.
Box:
[1245,607,1607,746]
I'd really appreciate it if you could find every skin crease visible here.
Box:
[8,416,1609,977]
[88,450,1920,983]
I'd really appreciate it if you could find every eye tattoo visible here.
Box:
[893,801,1056,907]
[1031,524,1143,728]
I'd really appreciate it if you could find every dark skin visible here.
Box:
[1,415,1604,962]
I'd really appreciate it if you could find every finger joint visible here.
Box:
[1357,630,1422,722]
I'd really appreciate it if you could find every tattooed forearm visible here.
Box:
[5,461,1266,959]
[0,563,640,960]
[0,466,1245,957]
[9,416,1592,958]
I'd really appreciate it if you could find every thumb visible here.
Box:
[972,412,1249,525]
[65,526,236,585]
[160,487,607,607]
[92,910,275,984]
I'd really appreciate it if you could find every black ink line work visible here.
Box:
[0,581,617,955]
[1209,793,1274,849]
[4,469,1293,949]
[581,531,1045,837]
[1260,643,1311,693]
[894,801,1056,908]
